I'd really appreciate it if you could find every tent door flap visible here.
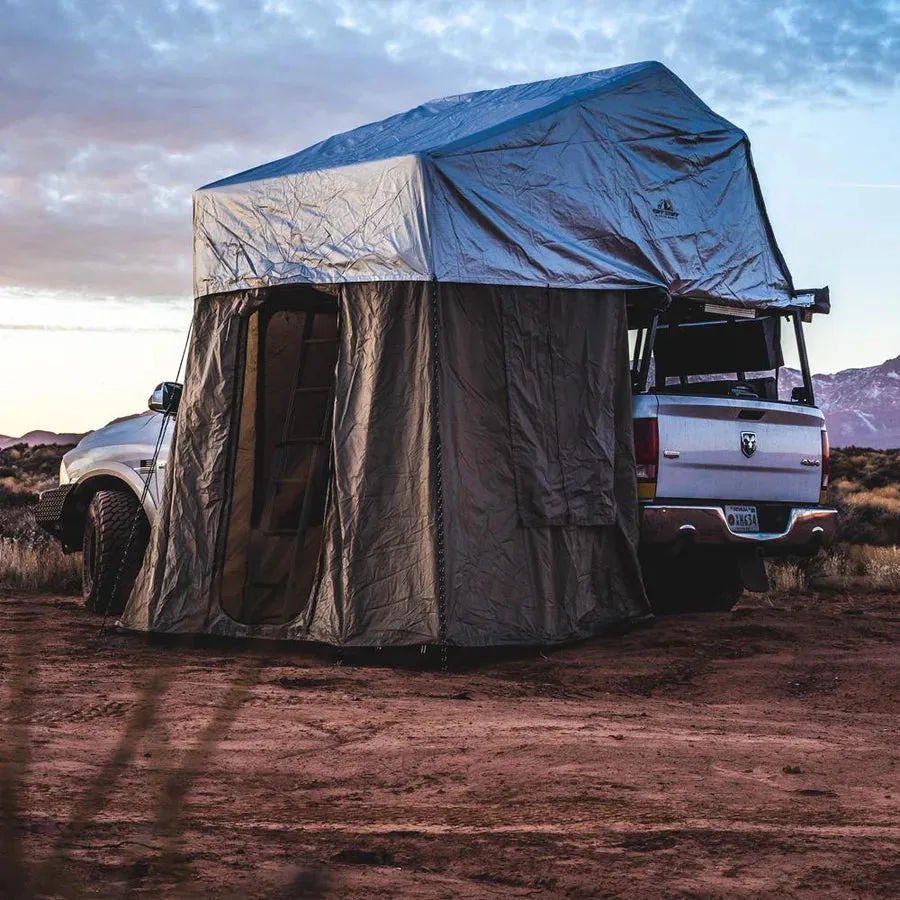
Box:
[255,311,337,598]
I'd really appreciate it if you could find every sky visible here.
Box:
[1,0,899,436]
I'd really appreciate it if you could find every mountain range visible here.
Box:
[780,355,900,449]
[0,430,85,451]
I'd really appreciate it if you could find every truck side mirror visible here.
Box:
[148,381,183,415]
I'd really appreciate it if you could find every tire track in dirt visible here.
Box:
[0,698,137,726]
[233,818,900,839]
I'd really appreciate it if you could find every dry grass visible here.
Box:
[765,544,900,596]
[0,444,82,595]
[765,560,806,594]
[821,544,900,591]
[0,539,81,594]
[829,448,900,545]
[842,487,900,515]
[0,477,39,507]
[0,443,71,507]
[830,447,900,482]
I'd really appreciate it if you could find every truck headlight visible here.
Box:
[59,459,70,485]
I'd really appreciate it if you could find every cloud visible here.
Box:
[829,181,900,189]
[1,0,898,300]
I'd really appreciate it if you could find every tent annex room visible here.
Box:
[123,61,797,647]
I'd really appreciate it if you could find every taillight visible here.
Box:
[820,429,830,491]
[633,417,659,482]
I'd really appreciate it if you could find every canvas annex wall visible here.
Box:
[124,61,802,646]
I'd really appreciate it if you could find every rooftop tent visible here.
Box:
[124,61,794,646]
[191,61,798,306]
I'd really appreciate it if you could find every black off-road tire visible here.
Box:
[641,546,744,615]
[82,489,150,615]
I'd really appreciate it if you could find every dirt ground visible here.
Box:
[2,591,900,899]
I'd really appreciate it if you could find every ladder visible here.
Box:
[259,309,339,540]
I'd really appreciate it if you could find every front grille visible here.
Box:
[34,485,73,527]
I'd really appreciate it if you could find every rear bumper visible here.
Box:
[640,504,838,552]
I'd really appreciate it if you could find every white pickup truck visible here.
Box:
[37,301,837,615]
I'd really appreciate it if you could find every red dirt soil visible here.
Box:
[2,591,900,898]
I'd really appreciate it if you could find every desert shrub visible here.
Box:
[827,449,900,546]
[0,538,81,594]
[0,444,72,509]
[0,507,57,549]
[830,447,900,489]
[831,492,900,546]
[843,487,900,514]
[766,560,805,594]
[865,546,900,591]
[821,544,900,591]
[765,545,900,595]
[0,445,79,592]
[0,478,38,508]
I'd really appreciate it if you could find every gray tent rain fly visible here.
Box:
[124,61,798,646]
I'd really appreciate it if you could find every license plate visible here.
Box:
[725,504,759,533]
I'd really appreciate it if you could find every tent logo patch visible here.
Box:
[653,198,679,219]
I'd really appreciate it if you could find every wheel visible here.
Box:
[640,545,744,615]
[82,489,150,615]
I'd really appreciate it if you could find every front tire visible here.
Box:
[641,546,744,615]
[82,489,150,615]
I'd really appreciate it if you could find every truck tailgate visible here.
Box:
[654,396,825,504]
